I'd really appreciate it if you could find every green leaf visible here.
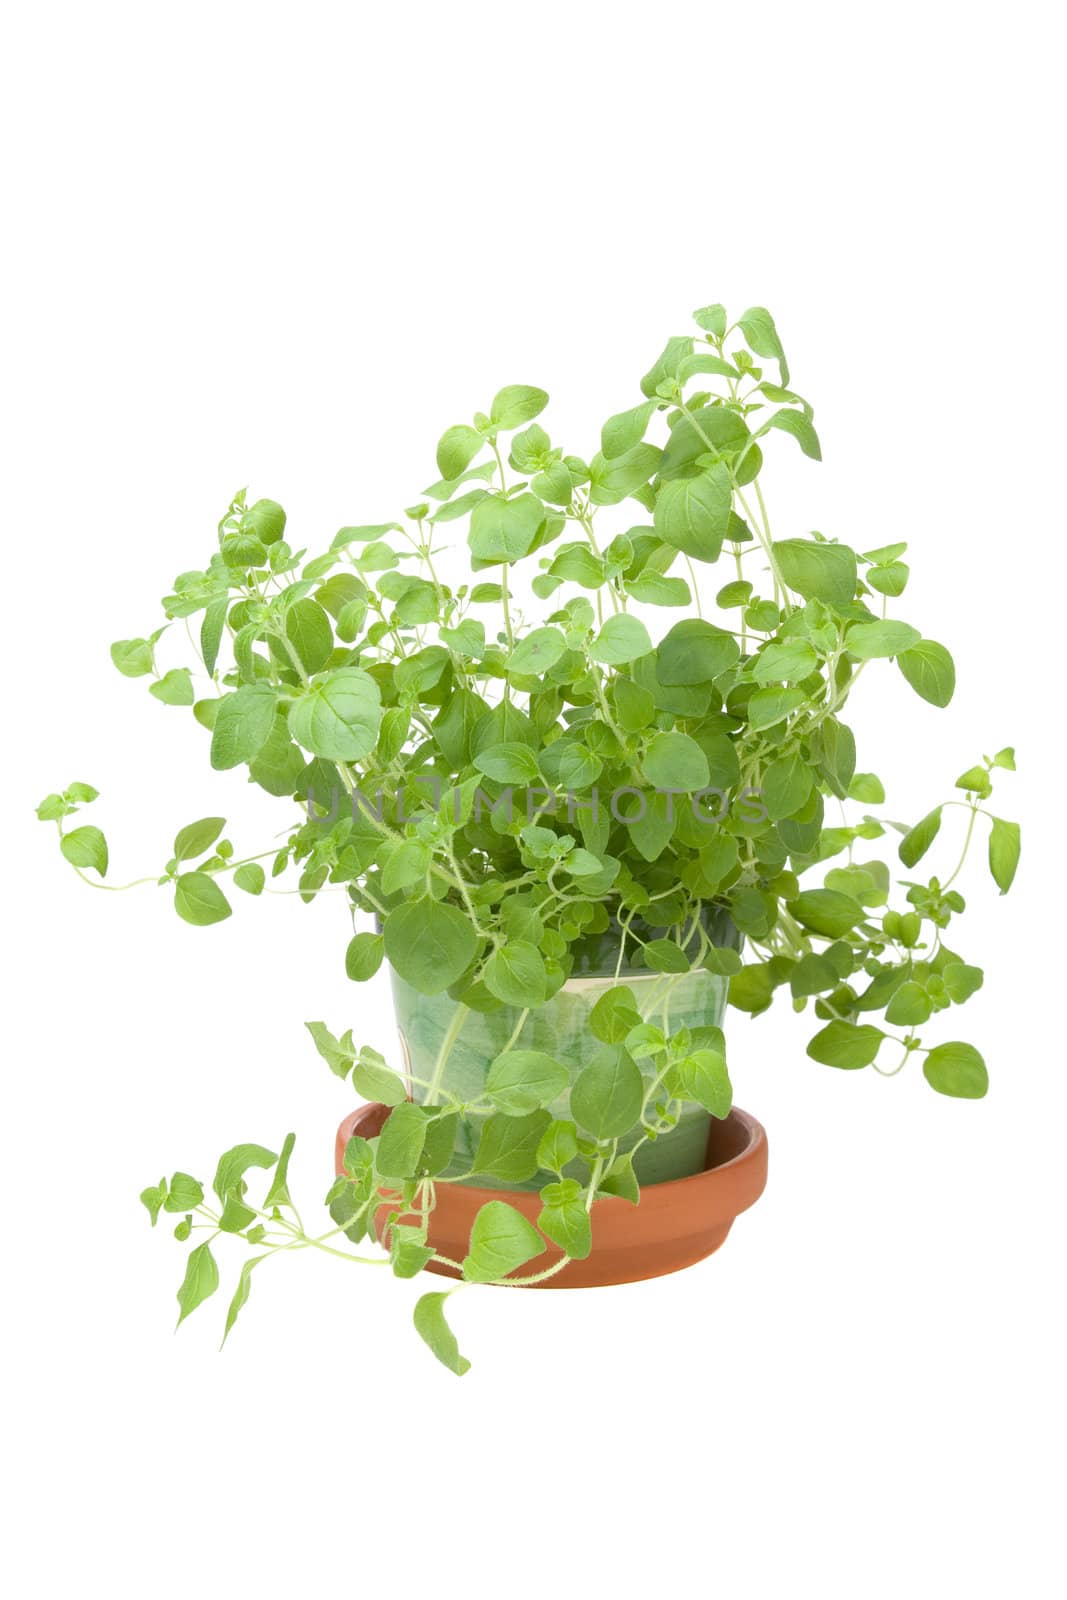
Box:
[376,1103,427,1179]
[654,465,733,562]
[643,731,710,791]
[738,305,789,383]
[509,626,567,677]
[897,640,955,707]
[589,985,642,1044]
[437,424,484,480]
[762,407,820,459]
[473,743,542,784]
[140,1181,167,1226]
[807,1021,885,1069]
[625,571,691,607]
[640,334,693,397]
[762,751,813,820]
[677,351,739,382]
[164,1172,205,1212]
[693,303,727,336]
[846,620,922,659]
[588,614,652,666]
[884,981,932,1025]
[484,941,547,1008]
[289,668,382,761]
[201,598,228,674]
[752,639,818,683]
[748,685,806,730]
[331,522,402,551]
[923,1042,988,1099]
[383,899,478,996]
[381,840,432,895]
[173,817,226,862]
[601,400,657,460]
[670,1048,732,1116]
[642,939,690,973]
[463,1200,545,1282]
[345,931,385,982]
[176,1243,219,1327]
[773,539,857,608]
[943,962,984,1003]
[486,1050,570,1116]
[351,1050,406,1107]
[413,1291,471,1375]
[285,600,333,674]
[657,618,739,684]
[536,1119,579,1174]
[588,443,661,506]
[468,493,544,564]
[304,1021,356,1078]
[537,1180,592,1259]
[174,872,232,927]
[491,385,549,429]
[150,669,195,706]
[233,862,265,895]
[991,747,1016,771]
[789,889,863,938]
[210,685,276,770]
[471,1112,551,1183]
[213,1142,277,1203]
[703,945,743,977]
[221,1255,267,1347]
[60,825,108,876]
[848,773,886,804]
[110,637,155,677]
[263,1132,296,1210]
[899,807,943,868]
[988,816,1020,893]
[570,1048,643,1139]
[866,561,910,597]
[600,1151,641,1204]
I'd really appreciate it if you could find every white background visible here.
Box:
[2,3,1062,1595]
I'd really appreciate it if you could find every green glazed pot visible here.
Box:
[388,907,740,1192]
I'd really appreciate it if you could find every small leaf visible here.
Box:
[588,614,653,666]
[537,1180,592,1259]
[899,807,943,869]
[806,1021,885,1069]
[897,640,955,707]
[174,872,232,927]
[486,1050,570,1116]
[150,668,195,706]
[988,817,1020,894]
[176,1242,219,1326]
[376,1103,427,1179]
[352,1052,407,1107]
[173,817,226,862]
[462,1200,545,1282]
[222,1255,268,1347]
[846,621,922,660]
[413,1292,471,1376]
[490,385,549,430]
[923,1042,988,1099]
[570,1048,643,1139]
[60,825,108,877]
[345,931,385,982]
[470,1111,550,1183]
[233,863,265,895]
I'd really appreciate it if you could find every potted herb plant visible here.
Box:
[39,302,1019,1374]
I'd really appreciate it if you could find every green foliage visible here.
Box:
[43,303,1018,1372]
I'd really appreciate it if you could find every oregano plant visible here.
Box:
[40,302,1019,1372]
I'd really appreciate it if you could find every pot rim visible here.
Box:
[335,1102,767,1202]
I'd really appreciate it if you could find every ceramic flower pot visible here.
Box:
[388,906,742,1190]
[334,1099,768,1288]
